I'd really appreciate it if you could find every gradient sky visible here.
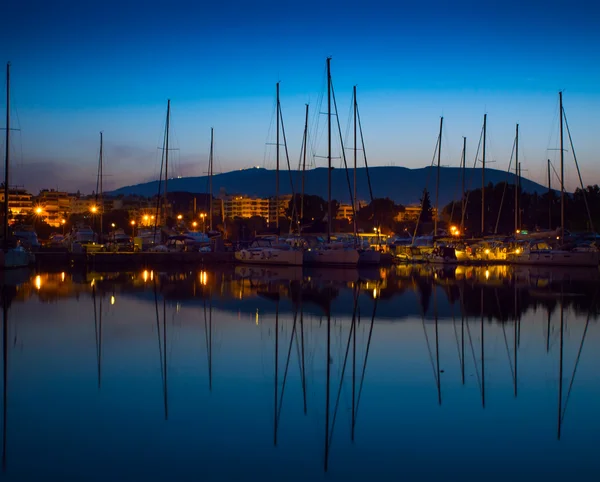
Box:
[1,0,599,194]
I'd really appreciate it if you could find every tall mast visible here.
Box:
[326,58,332,243]
[559,91,564,241]
[300,103,309,234]
[434,116,443,236]
[514,124,519,233]
[460,137,466,233]
[164,99,171,222]
[518,162,522,228]
[548,159,552,230]
[353,85,358,239]
[99,131,103,237]
[275,82,280,230]
[481,114,487,234]
[3,63,10,248]
[209,127,214,231]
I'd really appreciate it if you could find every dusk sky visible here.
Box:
[1,0,599,194]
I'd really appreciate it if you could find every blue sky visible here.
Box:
[1,0,599,193]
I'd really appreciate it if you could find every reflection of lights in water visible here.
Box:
[255,309,259,325]
[35,275,42,290]
[485,269,490,280]
[110,295,115,305]
[143,270,149,282]
[90,278,95,287]
[176,302,181,313]
[200,271,208,286]
[150,270,154,281]
[61,272,65,282]
[373,288,378,299]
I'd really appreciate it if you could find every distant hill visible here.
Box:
[110,166,550,206]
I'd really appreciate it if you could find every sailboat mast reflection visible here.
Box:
[153,277,168,421]
[203,287,213,391]
[557,290,564,440]
[2,288,8,471]
[92,284,103,390]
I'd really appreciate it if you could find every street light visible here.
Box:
[177,214,183,221]
[200,212,206,232]
[61,218,66,234]
[192,221,198,230]
[35,206,43,215]
[90,205,98,214]
[130,220,136,237]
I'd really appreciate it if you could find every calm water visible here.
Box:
[1,265,600,481]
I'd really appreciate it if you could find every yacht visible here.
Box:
[235,238,303,266]
[506,240,599,267]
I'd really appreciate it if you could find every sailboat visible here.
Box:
[1,63,34,269]
[235,83,303,266]
[507,92,599,267]
[303,58,359,267]
[352,86,380,265]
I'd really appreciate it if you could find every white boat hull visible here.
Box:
[507,250,599,267]
[304,248,360,266]
[235,248,303,266]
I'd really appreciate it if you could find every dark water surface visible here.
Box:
[1,265,600,481]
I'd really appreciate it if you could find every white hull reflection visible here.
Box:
[304,248,360,266]
[234,265,303,282]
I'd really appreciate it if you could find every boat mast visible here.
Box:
[276,82,280,231]
[209,127,214,231]
[548,159,552,230]
[300,103,308,235]
[514,124,519,233]
[3,63,10,249]
[353,86,358,240]
[99,131,103,237]
[481,114,487,234]
[164,99,171,223]
[327,58,332,243]
[460,137,466,234]
[434,116,443,236]
[559,91,564,241]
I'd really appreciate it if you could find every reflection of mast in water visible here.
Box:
[557,290,597,440]
[203,289,213,391]
[324,306,330,472]
[330,284,360,445]
[497,288,517,398]
[420,284,441,405]
[273,298,279,446]
[481,288,485,409]
[557,291,564,440]
[352,283,379,441]
[153,279,168,421]
[457,285,466,385]
[92,285,103,389]
[2,289,8,471]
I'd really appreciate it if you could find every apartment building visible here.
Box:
[0,188,34,217]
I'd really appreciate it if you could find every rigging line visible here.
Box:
[421,315,439,386]
[561,293,597,422]
[278,105,297,223]
[262,96,278,168]
[411,130,441,243]
[465,317,482,394]
[153,113,168,237]
[451,305,462,367]
[330,81,356,212]
[356,101,375,204]
[277,309,299,423]
[328,285,359,446]
[153,278,165,389]
[563,108,595,233]
[462,123,484,224]
[494,135,517,234]
[355,287,378,425]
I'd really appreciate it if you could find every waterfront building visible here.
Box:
[0,187,34,218]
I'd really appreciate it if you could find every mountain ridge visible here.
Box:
[110,166,550,207]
